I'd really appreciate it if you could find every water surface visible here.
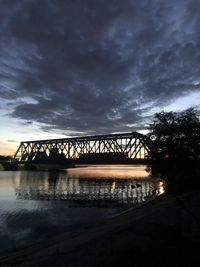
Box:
[0,165,164,255]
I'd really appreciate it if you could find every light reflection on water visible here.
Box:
[67,165,149,179]
[0,165,164,255]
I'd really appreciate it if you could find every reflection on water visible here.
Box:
[0,165,164,255]
[15,173,160,206]
[67,165,149,179]
[13,165,163,206]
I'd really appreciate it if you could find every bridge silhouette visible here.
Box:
[14,132,151,165]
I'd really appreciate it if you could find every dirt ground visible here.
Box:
[1,190,200,267]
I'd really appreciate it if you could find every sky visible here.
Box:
[0,0,200,155]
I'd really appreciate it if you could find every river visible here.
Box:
[0,165,164,255]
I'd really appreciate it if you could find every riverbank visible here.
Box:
[1,189,200,267]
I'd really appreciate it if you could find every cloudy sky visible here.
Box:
[0,0,200,155]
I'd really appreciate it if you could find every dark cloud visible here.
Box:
[0,0,200,135]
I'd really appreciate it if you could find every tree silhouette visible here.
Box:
[149,108,200,192]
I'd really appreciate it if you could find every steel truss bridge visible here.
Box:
[14,132,151,164]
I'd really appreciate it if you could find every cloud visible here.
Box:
[0,0,200,135]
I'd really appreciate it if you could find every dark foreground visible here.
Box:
[1,190,200,267]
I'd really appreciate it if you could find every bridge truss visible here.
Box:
[14,132,150,163]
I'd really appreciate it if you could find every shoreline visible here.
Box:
[1,190,200,266]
